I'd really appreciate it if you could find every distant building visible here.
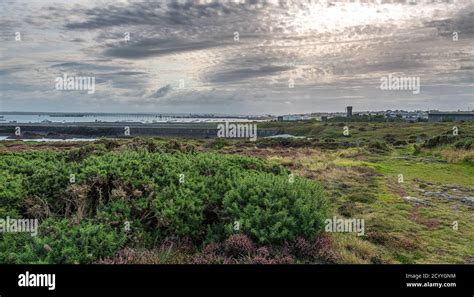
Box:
[384,110,427,121]
[277,114,314,121]
[282,115,300,121]
[346,106,353,117]
[428,111,474,122]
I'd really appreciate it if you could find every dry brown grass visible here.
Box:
[439,148,474,164]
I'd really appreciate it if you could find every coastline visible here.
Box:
[0,122,279,140]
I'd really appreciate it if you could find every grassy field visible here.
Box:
[0,121,473,264]
[233,145,474,264]
[232,121,474,263]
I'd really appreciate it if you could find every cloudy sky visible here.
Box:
[0,0,473,115]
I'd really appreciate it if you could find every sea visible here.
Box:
[0,113,259,124]
[0,113,267,142]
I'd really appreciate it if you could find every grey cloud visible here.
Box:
[425,6,474,36]
[63,1,265,30]
[103,37,226,59]
[110,71,147,76]
[208,66,294,83]
[0,66,25,76]
[50,62,120,72]
[344,59,427,75]
[150,85,172,98]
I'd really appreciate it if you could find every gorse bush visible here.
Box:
[367,140,390,152]
[223,173,326,244]
[422,135,457,148]
[0,147,328,263]
[454,137,474,150]
[0,219,126,264]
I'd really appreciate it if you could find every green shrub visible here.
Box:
[454,138,474,150]
[66,144,98,162]
[206,138,229,149]
[0,219,126,264]
[393,140,408,146]
[39,219,126,263]
[223,174,327,244]
[413,144,421,155]
[0,152,73,213]
[383,134,396,144]
[0,149,327,262]
[422,135,457,148]
[368,141,390,152]
[0,173,25,210]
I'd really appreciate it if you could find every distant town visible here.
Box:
[275,108,474,122]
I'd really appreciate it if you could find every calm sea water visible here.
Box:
[0,136,97,142]
[0,114,257,124]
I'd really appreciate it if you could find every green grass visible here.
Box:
[367,159,474,186]
[252,131,473,263]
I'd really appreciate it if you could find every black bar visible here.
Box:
[0,264,472,292]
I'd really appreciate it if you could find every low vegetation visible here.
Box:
[0,143,328,263]
[0,121,473,264]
